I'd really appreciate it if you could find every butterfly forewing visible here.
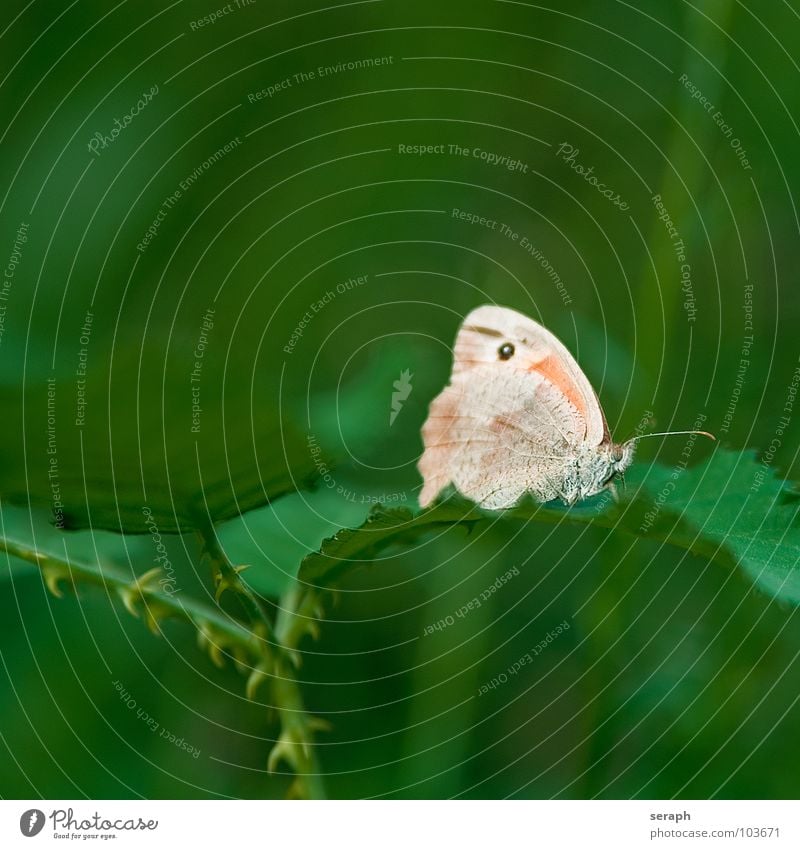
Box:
[418,305,612,508]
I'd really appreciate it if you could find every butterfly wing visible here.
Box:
[453,305,609,442]
[418,305,609,508]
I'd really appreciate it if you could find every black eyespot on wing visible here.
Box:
[498,342,515,360]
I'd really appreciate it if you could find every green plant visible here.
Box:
[6,442,799,798]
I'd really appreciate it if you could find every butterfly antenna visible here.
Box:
[627,430,716,442]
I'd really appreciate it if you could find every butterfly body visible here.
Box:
[418,305,635,509]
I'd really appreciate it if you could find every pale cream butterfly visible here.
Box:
[418,305,713,509]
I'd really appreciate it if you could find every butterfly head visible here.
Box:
[591,439,635,494]
[611,440,636,473]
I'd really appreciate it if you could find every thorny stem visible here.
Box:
[274,582,325,659]
[195,519,328,799]
[1,535,327,799]
[272,653,328,800]
[0,537,256,648]
[195,517,274,636]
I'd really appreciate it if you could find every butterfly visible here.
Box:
[418,305,713,509]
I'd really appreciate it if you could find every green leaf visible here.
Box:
[218,487,372,598]
[299,447,800,605]
[0,378,319,533]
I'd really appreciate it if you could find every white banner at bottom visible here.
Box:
[1,800,795,848]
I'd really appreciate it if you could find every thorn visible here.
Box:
[118,586,139,618]
[43,567,66,598]
[231,645,250,673]
[144,610,162,635]
[137,566,163,589]
[196,622,228,667]
[246,662,272,700]
[306,715,332,733]
[207,640,225,668]
[214,564,252,601]
[284,646,302,669]
[267,737,297,774]
[214,576,232,603]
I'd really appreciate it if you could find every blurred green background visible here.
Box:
[1,0,800,799]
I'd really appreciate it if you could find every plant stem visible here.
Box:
[0,537,258,650]
[272,655,328,800]
[2,535,327,799]
[195,517,275,638]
